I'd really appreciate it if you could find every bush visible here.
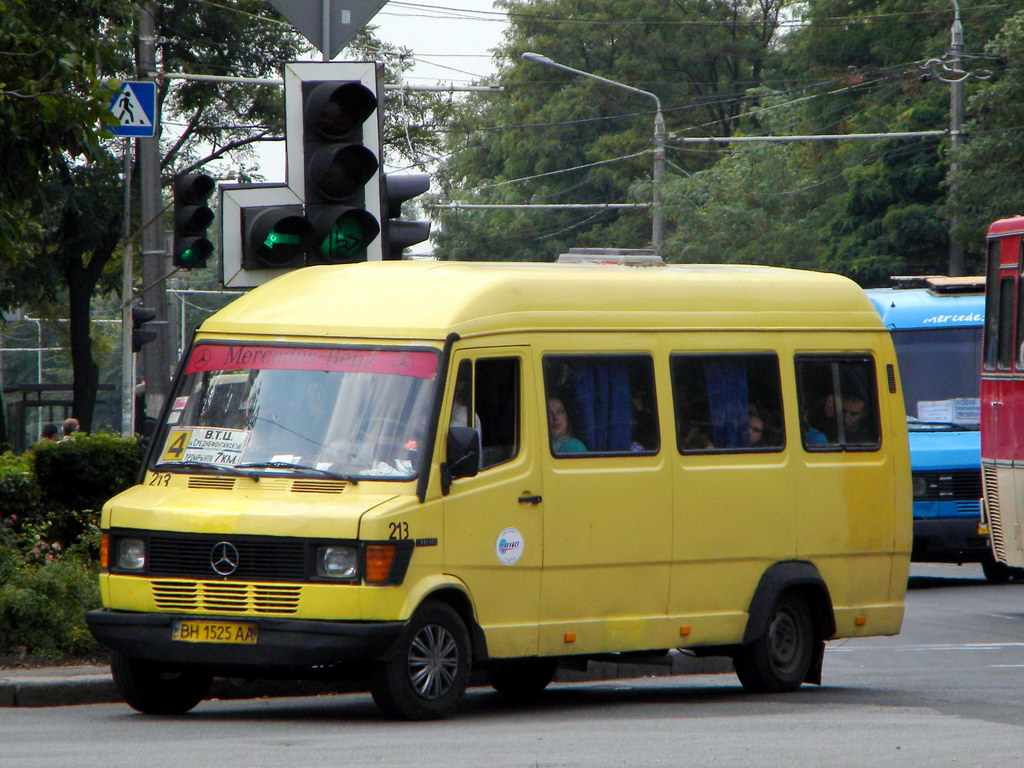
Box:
[0,452,42,521]
[0,544,101,660]
[32,432,142,546]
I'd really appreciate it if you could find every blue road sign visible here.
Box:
[108,81,157,137]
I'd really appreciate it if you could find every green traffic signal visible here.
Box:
[242,205,310,269]
[310,208,380,264]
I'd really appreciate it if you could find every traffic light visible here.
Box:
[173,172,215,269]
[241,205,310,269]
[301,72,383,264]
[131,304,159,353]
[382,174,431,260]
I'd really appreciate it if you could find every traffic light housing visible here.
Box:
[241,205,310,269]
[131,303,159,353]
[382,174,431,260]
[173,173,215,269]
[299,68,384,264]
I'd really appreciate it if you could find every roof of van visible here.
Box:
[201,261,884,341]
[865,286,984,330]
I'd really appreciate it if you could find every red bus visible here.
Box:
[980,216,1024,578]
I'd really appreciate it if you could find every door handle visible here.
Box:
[518,494,542,505]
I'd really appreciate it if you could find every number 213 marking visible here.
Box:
[388,522,409,540]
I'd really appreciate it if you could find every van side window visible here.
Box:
[449,357,520,470]
[670,353,784,453]
[542,355,658,456]
[476,358,519,469]
[796,356,880,451]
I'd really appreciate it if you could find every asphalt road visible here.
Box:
[2,562,1022,768]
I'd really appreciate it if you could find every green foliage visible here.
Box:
[32,433,141,521]
[0,548,101,660]
[948,10,1024,261]
[0,452,41,522]
[433,0,794,261]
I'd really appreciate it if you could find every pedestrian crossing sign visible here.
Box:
[107,81,157,137]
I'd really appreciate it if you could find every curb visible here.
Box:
[0,652,733,708]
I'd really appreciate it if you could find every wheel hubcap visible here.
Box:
[768,609,801,672]
[408,623,459,700]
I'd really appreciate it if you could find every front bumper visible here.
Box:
[911,517,990,563]
[86,609,405,670]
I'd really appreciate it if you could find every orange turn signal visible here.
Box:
[564,632,576,643]
[364,545,396,583]
[855,615,867,627]
[99,533,110,570]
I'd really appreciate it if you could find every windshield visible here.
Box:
[891,327,981,429]
[150,343,440,480]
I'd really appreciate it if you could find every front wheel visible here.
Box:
[369,601,472,720]
[111,651,212,715]
[733,591,814,694]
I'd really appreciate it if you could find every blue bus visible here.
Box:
[866,277,999,578]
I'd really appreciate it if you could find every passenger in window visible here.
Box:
[748,406,767,447]
[820,390,872,443]
[630,391,656,452]
[679,421,713,450]
[802,416,828,446]
[548,396,587,454]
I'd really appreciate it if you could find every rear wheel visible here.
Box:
[369,601,472,720]
[111,651,212,715]
[734,591,814,693]
[487,658,558,699]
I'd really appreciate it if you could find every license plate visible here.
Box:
[172,619,258,645]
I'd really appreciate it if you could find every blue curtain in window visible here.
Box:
[705,359,749,448]
[573,362,633,451]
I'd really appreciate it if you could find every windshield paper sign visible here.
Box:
[185,345,437,379]
[161,427,249,465]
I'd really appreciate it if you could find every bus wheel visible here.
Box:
[982,559,1013,583]
[734,591,814,693]
[488,658,558,699]
[369,601,472,720]
[111,651,212,715]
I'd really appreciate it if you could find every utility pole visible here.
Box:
[137,1,172,419]
[522,53,666,251]
[948,0,965,276]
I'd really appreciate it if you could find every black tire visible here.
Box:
[734,591,814,694]
[982,559,1013,584]
[110,651,212,715]
[369,601,472,720]
[487,658,558,699]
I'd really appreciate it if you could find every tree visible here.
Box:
[432,0,793,261]
[0,1,453,434]
[947,10,1024,260]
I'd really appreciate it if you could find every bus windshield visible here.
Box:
[891,327,981,430]
[150,343,440,480]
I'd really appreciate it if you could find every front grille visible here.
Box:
[152,580,301,614]
[913,469,982,501]
[983,464,1005,561]
[188,477,235,490]
[147,536,308,581]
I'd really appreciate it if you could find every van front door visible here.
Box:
[442,350,544,659]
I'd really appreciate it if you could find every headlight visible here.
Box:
[912,475,928,498]
[116,538,146,571]
[317,545,358,579]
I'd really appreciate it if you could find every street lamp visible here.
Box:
[522,52,666,250]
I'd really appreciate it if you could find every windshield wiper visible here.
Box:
[152,460,260,479]
[235,461,359,484]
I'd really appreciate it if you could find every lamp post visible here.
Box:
[948,0,964,276]
[522,52,666,250]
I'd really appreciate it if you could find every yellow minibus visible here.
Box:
[87,259,911,719]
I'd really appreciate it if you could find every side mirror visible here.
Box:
[447,425,480,481]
